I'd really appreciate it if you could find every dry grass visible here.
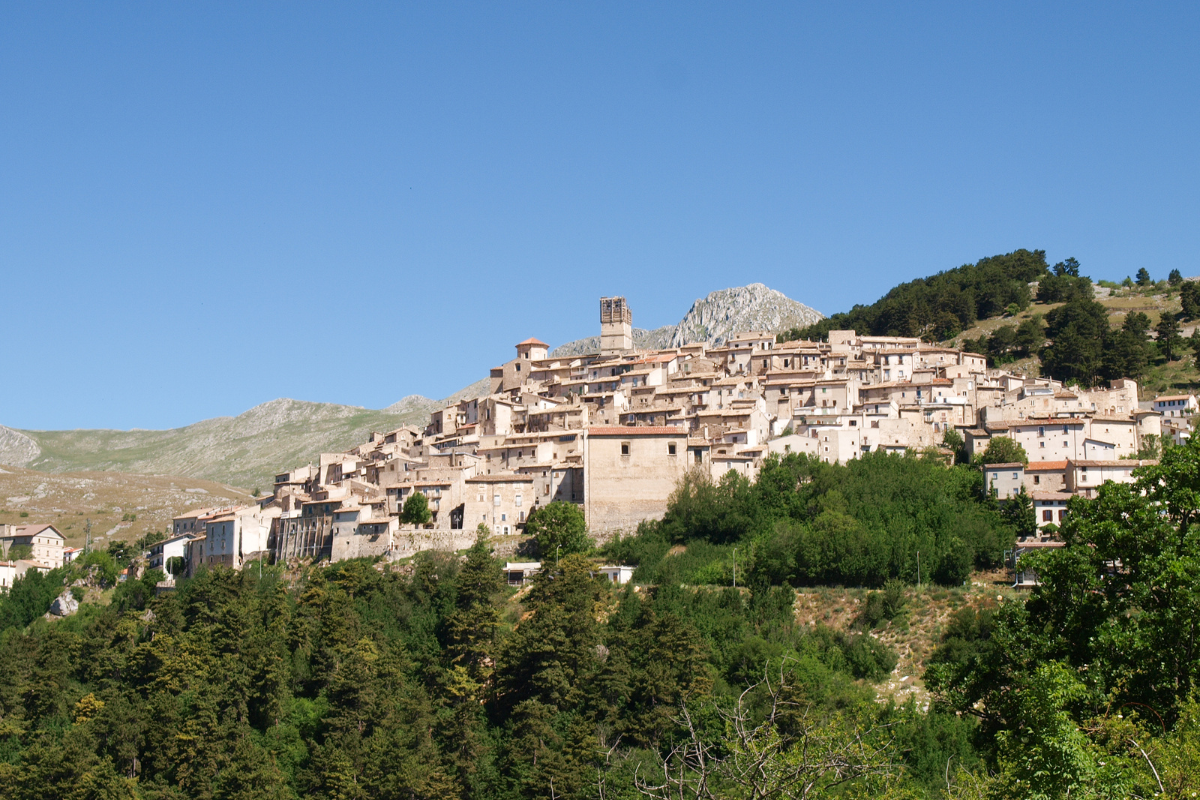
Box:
[0,464,252,548]
[792,572,1022,709]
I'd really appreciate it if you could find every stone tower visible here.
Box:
[599,296,633,355]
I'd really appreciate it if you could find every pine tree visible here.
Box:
[1002,487,1038,540]
[1182,281,1200,320]
[1157,313,1183,361]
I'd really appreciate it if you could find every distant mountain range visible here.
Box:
[550,284,823,356]
[0,283,821,490]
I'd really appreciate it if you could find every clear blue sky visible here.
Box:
[2,2,1197,431]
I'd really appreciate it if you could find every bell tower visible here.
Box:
[599,296,633,355]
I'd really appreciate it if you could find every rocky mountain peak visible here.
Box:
[670,283,823,347]
[550,283,823,356]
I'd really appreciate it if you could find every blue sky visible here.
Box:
[2,2,1197,430]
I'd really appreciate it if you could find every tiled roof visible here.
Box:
[587,426,686,436]
[1026,460,1069,471]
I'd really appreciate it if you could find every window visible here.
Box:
[519,511,525,522]
[1013,472,1019,480]
[501,514,507,522]
[668,443,677,456]
[493,494,501,507]
[1034,475,1040,485]
[621,442,630,456]
[516,363,521,371]
[515,493,522,507]
[1043,510,1053,522]
[1063,425,1069,434]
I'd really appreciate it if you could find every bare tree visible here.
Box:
[634,659,897,800]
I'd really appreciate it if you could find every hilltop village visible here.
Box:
[3,294,1187,581]
[159,295,1180,575]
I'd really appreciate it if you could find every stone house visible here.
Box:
[583,426,689,535]
[465,474,536,536]
[0,524,65,569]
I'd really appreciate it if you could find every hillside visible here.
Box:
[780,248,1200,397]
[0,374,503,491]
[0,464,251,547]
[2,399,436,493]
[947,279,1200,396]
[551,283,823,356]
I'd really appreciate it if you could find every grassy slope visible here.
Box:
[793,569,1016,708]
[21,401,435,492]
[13,381,493,492]
[0,464,251,547]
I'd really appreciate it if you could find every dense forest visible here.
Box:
[2,447,1200,798]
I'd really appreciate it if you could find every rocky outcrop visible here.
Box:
[49,590,79,617]
[551,283,823,356]
[0,425,40,467]
[670,284,823,346]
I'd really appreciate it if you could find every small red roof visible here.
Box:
[1026,460,1069,471]
[517,337,549,347]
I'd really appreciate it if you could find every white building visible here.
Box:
[596,565,635,584]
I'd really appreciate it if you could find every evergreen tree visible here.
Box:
[1136,267,1152,286]
[1053,257,1081,277]
[1122,311,1152,338]
[1169,268,1184,286]
[1014,316,1044,356]
[1001,486,1038,539]
[444,529,505,685]
[1101,329,1150,381]
[1041,297,1110,386]
[1156,313,1183,361]
[1182,281,1200,320]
